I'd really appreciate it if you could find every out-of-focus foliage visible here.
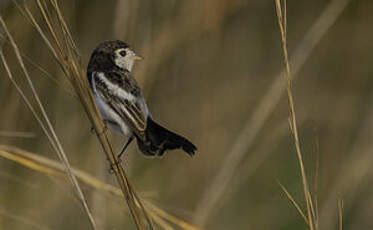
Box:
[0,0,373,229]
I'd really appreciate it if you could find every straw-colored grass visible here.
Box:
[0,15,98,229]
[0,144,201,230]
[0,0,153,229]
[0,0,365,229]
[274,0,316,229]
[27,1,153,229]
[194,0,351,227]
[338,199,344,230]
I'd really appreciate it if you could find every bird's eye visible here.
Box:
[119,50,127,57]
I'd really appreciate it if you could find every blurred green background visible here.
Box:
[1,0,373,229]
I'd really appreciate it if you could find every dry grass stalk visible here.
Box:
[0,16,98,230]
[275,0,315,229]
[313,136,320,229]
[22,0,153,229]
[277,181,309,225]
[338,199,343,230]
[1,0,154,229]
[194,0,351,225]
[0,144,202,230]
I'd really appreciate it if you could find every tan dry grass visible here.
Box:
[0,18,98,229]
[0,144,202,230]
[338,199,343,230]
[0,0,361,229]
[26,0,153,229]
[1,0,155,229]
[275,0,315,229]
[194,0,351,227]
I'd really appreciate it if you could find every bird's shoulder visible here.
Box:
[93,69,141,98]
[110,69,141,97]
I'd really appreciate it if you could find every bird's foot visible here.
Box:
[90,126,95,134]
[107,157,123,174]
[91,123,108,136]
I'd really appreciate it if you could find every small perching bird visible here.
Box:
[87,40,197,158]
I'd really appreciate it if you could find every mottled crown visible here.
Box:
[87,40,129,74]
[94,40,129,53]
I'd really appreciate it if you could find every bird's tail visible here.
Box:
[137,118,196,157]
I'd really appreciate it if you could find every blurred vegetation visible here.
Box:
[1,0,373,229]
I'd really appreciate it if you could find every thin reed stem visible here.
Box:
[0,15,98,230]
[0,144,202,230]
[275,0,314,229]
[338,199,343,230]
[14,1,154,229]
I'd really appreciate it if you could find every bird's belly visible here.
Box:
[94,95,132,137]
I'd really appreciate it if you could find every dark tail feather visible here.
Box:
[137,118,197,157]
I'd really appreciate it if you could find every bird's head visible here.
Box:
[88,40,142,72]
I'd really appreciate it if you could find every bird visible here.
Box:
[87,40,197,158]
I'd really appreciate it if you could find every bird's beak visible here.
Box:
[134,55,143,61]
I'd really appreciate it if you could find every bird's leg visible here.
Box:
[118,135,134,160]
[108,135,134,174]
